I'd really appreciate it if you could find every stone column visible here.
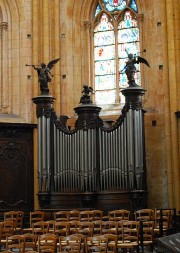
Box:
[42,0,50,63]
[53,0,61,112]
[165,0,179,210]
[84,21,91,86]
[1,22,8,110]
[32,0,39,97]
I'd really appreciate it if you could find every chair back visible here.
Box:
[59,235,81,253]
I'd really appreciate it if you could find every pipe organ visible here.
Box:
[32,86,147,210]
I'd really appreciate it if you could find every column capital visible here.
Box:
[1,22,8,30]
[84,20,91,30]
[137,14,144,22]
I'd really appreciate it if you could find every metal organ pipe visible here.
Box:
[46,117,51,191]
[38,117,42,191]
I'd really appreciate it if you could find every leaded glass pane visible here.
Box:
[95,4,102,16]
[118,28,139,43]
[118,11,140,89]
[94,31,115,47]
[95,60,116,76]
[95,74,116,90]
[94,45,115,61]
[94,2,140,105]
[95,90,116,104]
[94,13,113,32]
[101,0,138,13]
[130,0,138,12]
[118,42,139,58]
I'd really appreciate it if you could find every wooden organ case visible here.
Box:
[32,86,147,212]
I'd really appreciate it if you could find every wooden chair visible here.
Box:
[69,220,77,235]
[54,211,70,222]
[122,210,130,220]
[54,221,70,237]
[23,233,38,252]
[1,220,15,249]
[101,221,118,235]
[76,221,94,236]
[30,211,45,226]
[93,220,103,235]
[92,210,103,221]
[79,210,94,222]
[69,210,80,221]
[109,210,125,221]
[4,211,19,232]
[139,220,155,251]
[154,209,171,236]
[135,209,154,221]
[38,233,57,253]
[117,220,139,253]
[6,234,25,253]
[32,221,49,235]
[86,235,108,253]
[58,235,81,253]
[46,220,56,234]
[72,233,86,253]
[16,211,24,234]
[103,233,117,253]
[23,211,45,234]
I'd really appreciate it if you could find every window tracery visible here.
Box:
[93,0,140,105]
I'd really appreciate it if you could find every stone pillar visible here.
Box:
[1,22,8,110]
[53,0,61,112]
[84,21,91,86]
[32,0,39,97]
[165,0,180,210]
[42,0,50,63]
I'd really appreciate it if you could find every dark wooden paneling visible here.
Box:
[0,123,36,211]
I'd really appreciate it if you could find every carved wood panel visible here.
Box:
[0,123,36,211]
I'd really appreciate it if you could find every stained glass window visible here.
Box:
[94,0,139,105]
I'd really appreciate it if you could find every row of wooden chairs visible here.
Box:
[1,224,150,253]
[2,208,175,238]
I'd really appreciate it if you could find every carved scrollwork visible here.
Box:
[36,108,53,118]
[75,116,103,130]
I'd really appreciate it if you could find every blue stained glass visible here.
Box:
[98,0,138,13]
[102,0,127,12]
[95,4,102,16]
[95,90,116,104]
[94,31,115,47]
[94,45,115,61]
[118,11,138,29]
[94,2,140,105]
[130,0,138,13]
[95,60,116,76]
[95,75,116,91]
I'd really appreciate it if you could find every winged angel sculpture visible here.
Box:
[122,52,150,87]
[27,58,60,95]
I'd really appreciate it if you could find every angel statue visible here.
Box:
[80,85,94,104]
[26,58,60,95]
[122,51,150,87]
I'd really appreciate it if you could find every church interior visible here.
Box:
[0,0,179,252]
